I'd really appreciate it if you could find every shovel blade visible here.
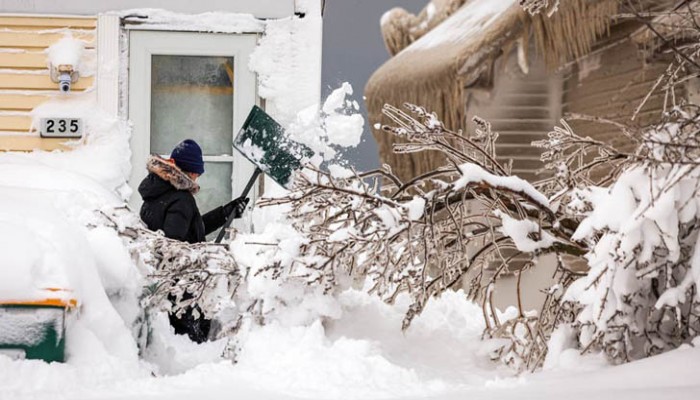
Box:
[234,106,313,188]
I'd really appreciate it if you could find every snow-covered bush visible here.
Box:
[96,209,242,320]
[262,104,580,346]
[562,110,700,363]
[264,100,700,371]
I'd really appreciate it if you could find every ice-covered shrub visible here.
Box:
[262,104,582,349]
[562,111,700,363]
[266,101,700,371]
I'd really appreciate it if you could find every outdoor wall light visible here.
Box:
[50,64,79,93]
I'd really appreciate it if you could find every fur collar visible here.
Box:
[146,155,200,194]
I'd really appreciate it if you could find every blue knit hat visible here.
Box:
[170,139,205,175]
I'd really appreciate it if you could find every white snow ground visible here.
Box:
[3,288,700,400]
[3,157,700,400]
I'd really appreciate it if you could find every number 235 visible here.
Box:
[46,119,79,133]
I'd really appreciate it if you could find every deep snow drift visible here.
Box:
[4,286,700,400]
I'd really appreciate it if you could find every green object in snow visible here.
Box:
[233,106,313,188]
[0,304,67,362]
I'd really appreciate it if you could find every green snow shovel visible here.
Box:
[214,105,313,243]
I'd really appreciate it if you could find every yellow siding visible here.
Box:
[0,31,95,48]
[0,115,32,131]
[0,14,96,152]
[0,52,49,68]
[0,136,69,151]
[0,94,51,110]
[0,16,95,29]
[0,74,94,90]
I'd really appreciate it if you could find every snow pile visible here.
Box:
[407,0,516,51]
[20,93,133,200]
[0,92,144,372]
[454,163,551,208]
[229,221,344,328]
[46,34,85,70]
[284,83,365,162]
[0,187,141,365]
[230,288,491,399]
[0,93,133,303]
[249,5,322,126]
[140,313,230,375]
[233,320,440,398]
[115,9,264,33]
[495,210,555,253]
[2,287,503,400]
[561,121,700,361]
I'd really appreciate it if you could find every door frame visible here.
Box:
[127,30,260,228]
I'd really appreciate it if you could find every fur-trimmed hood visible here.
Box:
[144,155,200,194]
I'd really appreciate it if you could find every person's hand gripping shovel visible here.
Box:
[214,106,313,243]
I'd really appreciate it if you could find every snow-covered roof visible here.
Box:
[118,9,265,33]
[365,0,524,180]
[405,0,516,52]
[365,0,635,181]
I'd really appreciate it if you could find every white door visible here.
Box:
[128,30,258,232]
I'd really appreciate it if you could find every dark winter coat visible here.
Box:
[138,155,228,244]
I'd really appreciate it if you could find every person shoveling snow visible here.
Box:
[138,139,249,343]
[137,108,312,343]
[139,139,249,245]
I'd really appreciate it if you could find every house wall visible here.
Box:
[0,15,96,151]
[563,37,678,154]
[0,0,294,19]
[469,28,676,184]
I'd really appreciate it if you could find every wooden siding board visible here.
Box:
[565,40,672,138]
[0,94,50,110]
[0,136,69,151]
[0,17,95,29]
[0,31,95,48]
[0,115,31,131]
[573,67,667,97]
[479,108,551,119]
[0,74,93,90]
[563,88,666,113]
[0,52,49,68]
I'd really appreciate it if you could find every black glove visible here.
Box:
[223,197,250,219]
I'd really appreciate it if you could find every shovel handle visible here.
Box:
[214,167,262,244]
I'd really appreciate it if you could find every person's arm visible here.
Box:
[163,198,195,241]
[202,197,249,235]
[202,206,227,235]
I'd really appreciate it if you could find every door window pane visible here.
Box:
[150,55,234,156]
[195,162,233,215]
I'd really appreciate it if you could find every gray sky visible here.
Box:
[322,0,427,171]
